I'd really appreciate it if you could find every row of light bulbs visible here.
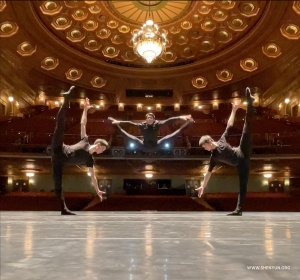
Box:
[39,96,259,110]
[20,172,277,179]
[87,171,153,178]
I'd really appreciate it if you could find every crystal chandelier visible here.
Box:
[132,9,167,63]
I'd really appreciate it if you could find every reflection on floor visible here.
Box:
[0,212,298,280]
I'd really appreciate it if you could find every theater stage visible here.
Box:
[1,212,298,280]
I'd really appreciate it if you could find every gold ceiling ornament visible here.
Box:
[17,41,37,56]
[108,1,190,25]
[132,1,167,63]
[0,1,7,12]
[41,57,59,70]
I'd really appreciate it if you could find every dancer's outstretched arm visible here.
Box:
[108,117,140,127]
[158,114,192,125]
[88,166,105,201]
[81,98,93,139]
[195,171,212,198]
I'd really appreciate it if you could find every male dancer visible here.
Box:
[51,86,109,215]
[196,87,255,216]
[108,113,193,153]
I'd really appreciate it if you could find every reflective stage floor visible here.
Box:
[1,212,299,280]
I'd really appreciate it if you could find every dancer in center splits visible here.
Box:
[51,86,109,215]
[108,113,194,153]
[196,87,255,216]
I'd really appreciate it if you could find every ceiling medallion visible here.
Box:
[138,1,162,6]
[132,2,167,63]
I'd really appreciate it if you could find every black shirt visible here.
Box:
[62,137,94,167]
[121,117,181,148]
[208,126,244,172]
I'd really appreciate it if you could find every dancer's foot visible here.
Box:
[61,208,76,215]
[63,85,75,95]
[59,193,76,215]
[245,87,255,103]
[188,118,195,123]
[226,209,242,216]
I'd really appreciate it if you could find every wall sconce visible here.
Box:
[118,103,124,111]
[7,176,13,185]
[174,103,180,111]
[212,102,218,110]
[137,104,143,111]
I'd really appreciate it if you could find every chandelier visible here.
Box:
[132,7,167,63]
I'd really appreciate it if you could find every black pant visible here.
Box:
[236,99,254,210]
[116,119,193,153]
[51,98,69,196]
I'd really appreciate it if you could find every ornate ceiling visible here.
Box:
[0,1,300,107]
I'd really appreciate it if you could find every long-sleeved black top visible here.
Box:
[61,137,94,167]
[208,126,244,172]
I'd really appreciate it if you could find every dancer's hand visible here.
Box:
[180,114,192,120]
[195,186,204,198]
[232,99,241,109]
[97,189,106,202]
[84,98,94,110]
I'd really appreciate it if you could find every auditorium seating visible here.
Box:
[204,192,300,212]
[0,192,94,211]
[1,192,300,212]
[1,105,299,153]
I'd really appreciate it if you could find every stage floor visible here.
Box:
[1,212,299,280]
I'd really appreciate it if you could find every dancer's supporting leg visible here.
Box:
[227,87,255,216]
[51,86,76,215]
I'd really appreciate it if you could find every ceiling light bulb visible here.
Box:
[146,19,153,26]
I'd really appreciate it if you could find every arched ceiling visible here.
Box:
[0,1,300,106]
